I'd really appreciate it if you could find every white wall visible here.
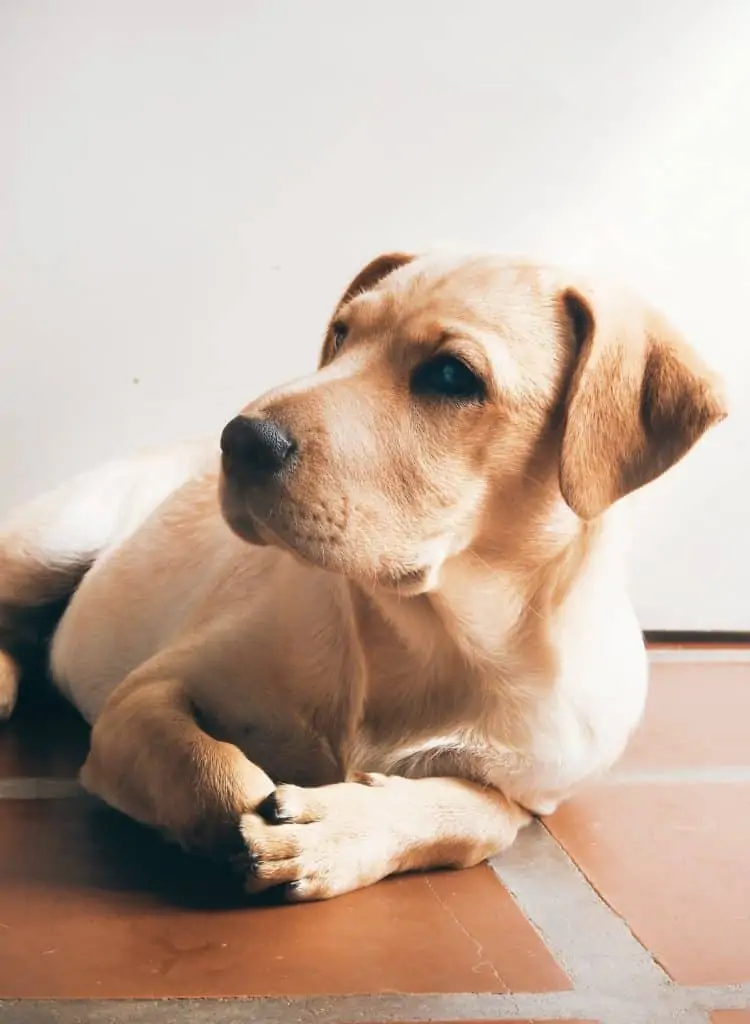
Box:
[1,0,748,629]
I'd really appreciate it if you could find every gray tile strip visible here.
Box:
[5,765,750,801]
[486,822,750,1021]
[607,766,750,784]
[648,647,750,663]
[0,778,83,799]
[490,821,668,996]
[0,988,747,1024]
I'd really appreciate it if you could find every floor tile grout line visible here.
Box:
[489,819,669,996]
[5,764,750,800]
[1,987,749,1024]
[0,778,84,799]
[606,766,750,784]
[647,648,750,663]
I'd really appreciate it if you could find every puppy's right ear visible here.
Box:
[559,284,727,519]
[319,252,415,366]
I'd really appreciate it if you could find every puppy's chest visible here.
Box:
[351,663,533,781]
[350,654,604,804]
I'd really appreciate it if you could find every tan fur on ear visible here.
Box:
[560,287,728,520]
[320,252,414,365]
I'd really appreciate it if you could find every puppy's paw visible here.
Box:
[255,784,320,825]
[240,782,394,902]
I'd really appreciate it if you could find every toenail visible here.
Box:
[257,792,292,824]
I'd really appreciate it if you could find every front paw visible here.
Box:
[239,782,392,902]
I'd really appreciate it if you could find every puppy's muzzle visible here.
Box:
[220,415,296,479]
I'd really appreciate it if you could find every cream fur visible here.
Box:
[0,252,726,901]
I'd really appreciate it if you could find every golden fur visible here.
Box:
[0,252,726,900]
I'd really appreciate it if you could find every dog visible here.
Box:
[0,251,726,901]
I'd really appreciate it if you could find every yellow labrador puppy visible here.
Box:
[0,252,726,901]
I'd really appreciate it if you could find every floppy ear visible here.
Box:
[319,252,415,365]
[559,285,728,520]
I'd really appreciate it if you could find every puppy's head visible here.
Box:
[220,252,726,591]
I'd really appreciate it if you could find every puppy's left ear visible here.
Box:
[559,284,728,520]
[319,252,415,365]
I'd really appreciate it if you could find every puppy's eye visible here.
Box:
[331,321,349,353]
[411,355,484,402]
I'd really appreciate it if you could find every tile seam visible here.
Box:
[0,987,748,1023]
[647,649,750,663]
[489,820,669,995]
[4,765,750,800]
[606,767,750,784]
[0,778,84,799]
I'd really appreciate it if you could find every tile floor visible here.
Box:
[0,645,748,1023]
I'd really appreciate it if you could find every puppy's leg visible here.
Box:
[0,445,212,719]
[242,774,532,901]
[0,471,113,719]
[80,676,276,854]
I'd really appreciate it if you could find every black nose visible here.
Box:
[220,415,296,474]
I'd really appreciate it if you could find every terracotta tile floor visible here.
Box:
[549,781,750,985]
[619,659,750,770]
[0,647,748,1024]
